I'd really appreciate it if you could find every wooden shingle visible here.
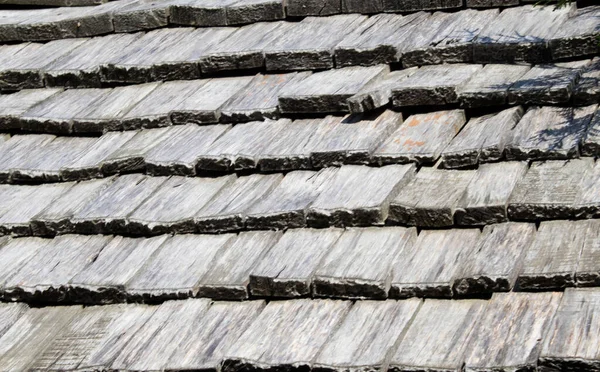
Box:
[0,135,55,182]
[347,69,417,113]
[383,0,462,12]
[0,237,50,292]
[286,0,341,16]
[574,57,600,105]
[549,5,600,60]
[575,160,600,218]
[457,64,531,108]
[0,88,63,131]
[101,127,170,174]
[111,0,175,33]
[582,104,600,156]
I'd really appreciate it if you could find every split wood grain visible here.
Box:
[0,237,50,291]
[347,69,417,113]
[457,64,531,108]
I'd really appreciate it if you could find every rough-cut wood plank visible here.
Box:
[0,12,39,42]
[391,64,482,107]
[144,124,231,176]
[166,301,266,372]
[575,160,600,219]
[458,64,531,108]
[0,237,50,290]
[197,231,281,300]
[307,164,415,227]
[43,33,142,88]
[0,135,55,182]
[101,127,170,174]
[70,174,167,234]
[441,107,523,168]
[286,0,341,16]
[0,88,63,130]
[582,104,600,157]
[169,0,236,26]
[383,0,462,12]
[389,299,487,372]
[170,76,254,125]
[264,15,368,71]
[464,292,562,372]
[389,167,475,227]
[576,220,600,286]
[373,110,466,165]
[224,0,285,24]
[68,236,168,304]
[249,228,343,298]
[549,6,600,60]
[315,299,422,372]
[390,229,480,299]
[126,234,233,302]
[455,162,528,226]
[506,105,596,161]
[574,57,600,106]
[111,0,176,33]
[347,69,417,113]
[314,226,417,300]
[195,173,283,233]
[473,4,572,63]
[517,220,589,291]
[539,288,600,372]
[245,169,337,230]
[334,13,430,67]
[508,158,594,220]
[454,223,536,297]
[278,65,389,114]
[127,175,235,235]
[222,299,352,372]
[4,235,110,302]
[507,61,589,105]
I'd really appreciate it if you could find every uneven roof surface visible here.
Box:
[0,0,599,371]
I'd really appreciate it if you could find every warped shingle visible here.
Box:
[314,226,417,299]
[0,237,50,290]
[389,299,487,372]
[574,57,600,105]
[101,127,170,174]
[574,159,600,218]
[508,159,593,220]
[576,220,600,286]
[68,235,168,304]
[0,88,63,130]
[373,110,466,165]
[126,234,234,302]
[249,228,343,298]
[457,64,531,108]
[197,231,282,300]
[307,164,415,227]
[453,222,536,297]
[390,229,480,299]
[454,162,528,226]
[549,5,600,60]
[441,107,523,168]
[389,167,475,227]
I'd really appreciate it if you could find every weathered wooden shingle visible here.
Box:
[307,164,415,227]
[314,227,417,300]
[0,135,55,182]
[574,57,600,106]
[0,89,63,131]
[390,229,480,299]
[249,228,343,298]
[575,160,600,219]
[576,219,600,287]
[582,104,600,157]
[226,0,285,24]
[347,69,417,113]
[286,0,341,16]
[111,0,175,33]
[0,303,28,341]
[383,0,462,12]
[457,64,531,108]
[0,237,49,294]
[101,127,170,174]
[169,0,236,26]
[549,5,600,60]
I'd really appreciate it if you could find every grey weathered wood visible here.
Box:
[197,119,289,172]
[389,167,476,227]
[0,88,63,130]
[199,21,285,74]
[245,169,337,230]
[466,0,517,6]
[457,64,531,108]
[249,228,343,298]
[169,0,235,26]
[454,162,529,226]
[373,110,466,165]
[126,234,234,302]
[389,299,487,372]
[70,174,167,234]
[574,57,600,106]
[4,234,110,302]
[334,13,430,68]
[508,159,594,220]
[195,173,283,233]
[60,131,137,181]
[390,229,480,299]
[170,76,254,125]
[464,292,562,372]
[226,0,284,24]
[549,6,600,60]
[582,104,600,157]
[0,12,39,42]
[314,226,417,300]
[391,64,482,107]
[383,0,462,12]
[506,105,596,161]
[0,237,49,292]
[310,111,404,167]
[0,134,53,180]
[341,0,384,13]
[575,160,600,219]
[576,220,600,286]
[286,0,341,16]
[166,301,266,372]
[347,69,417,113]
[197,231,282,300]
[101,127,170,174]
[222,299,352,372]
[126,175,235,235]
[539,288,600,372]
[314,299,422,372]
[264,15,368,71]
[71,83,160,133]
[507,61,590,105]
[144,124,231,176]
[441,107,523,168]
[0,183,72,236]
[111,299,212,371]
[453,222,536,297]
[220,72,310,123]
[68,236,168,304]
[473,4,573,63]
[278,65,389,114]
[307,164,416,227]
[0,303,28,341]
[517,220,588,291]
[111,0,176,33]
